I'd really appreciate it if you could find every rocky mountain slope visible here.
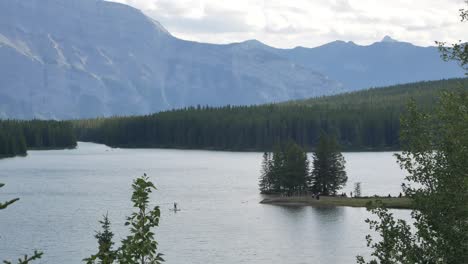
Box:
[0,0,342,119]
[0,0,463,119]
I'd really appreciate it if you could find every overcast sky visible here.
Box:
[110,0,468,48]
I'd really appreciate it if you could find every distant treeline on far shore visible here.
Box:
[0,120,77,158]
[1,78,466,158]
[74,78,468,151]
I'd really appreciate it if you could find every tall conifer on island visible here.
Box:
[311,132,347,195]
[283,142,310,195]
[259,152,273,193]
[271,144,285,193]
[258,142,311,195]
[1,183,43,264]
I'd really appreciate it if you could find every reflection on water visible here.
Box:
[0,142,410,264]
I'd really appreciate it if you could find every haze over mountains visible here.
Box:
[0,0,464,119]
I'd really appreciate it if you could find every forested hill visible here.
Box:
[0,120,77,158]
[287,78,468,110]
[75,78,467,152]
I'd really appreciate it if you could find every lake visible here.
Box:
[0,142,410,263]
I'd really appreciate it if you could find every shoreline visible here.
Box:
[260,195,413,209]
[76,141,401,153]
[0,146,77,160]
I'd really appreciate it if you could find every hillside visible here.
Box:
[287,78,468,109]
[75,78,468,151]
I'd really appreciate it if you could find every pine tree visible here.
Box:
[259,152,272,193]
[328,136,347,194]
[283,142,310,195]
[311,132,347,195]
[84,214,116,264]
[259,142,311,195]
[270,145,285,193]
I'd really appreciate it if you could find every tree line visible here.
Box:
[0,120,77,158]
[259,133,347,196]
[75,78,467,152]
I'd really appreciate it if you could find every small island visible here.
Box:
[258,133,412,209]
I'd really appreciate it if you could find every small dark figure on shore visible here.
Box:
[399,192,402,198]
[316,194,320,200]
[350,191,353,198]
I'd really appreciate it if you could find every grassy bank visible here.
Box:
[260,196,413,209]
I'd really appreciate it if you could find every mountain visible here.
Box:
[0,0,342,119]
[273,36,464,90]
[0,0,464,119]
[380,35,399,43]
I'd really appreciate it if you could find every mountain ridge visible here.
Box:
[0,0,344,119]
[0,0,464,119]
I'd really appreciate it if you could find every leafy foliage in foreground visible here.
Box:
[75,78,467,151]
[357,90,468,263]
[437,0,468,74]
[85,175,164,264]
[358,4,468,263]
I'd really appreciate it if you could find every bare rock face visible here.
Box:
[0,0,343,119]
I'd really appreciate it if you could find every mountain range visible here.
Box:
[0,0,464,119]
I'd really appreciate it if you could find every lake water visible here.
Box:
[0,142,410,264]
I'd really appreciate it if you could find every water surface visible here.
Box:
[0,142,410,263]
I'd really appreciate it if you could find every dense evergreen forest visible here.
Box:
[0,120,77,158]
[75,78,468,151]
[288,78,467,109]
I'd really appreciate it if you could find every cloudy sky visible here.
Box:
[110,0,468,48]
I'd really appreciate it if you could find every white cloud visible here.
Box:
[109,0,468,48]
